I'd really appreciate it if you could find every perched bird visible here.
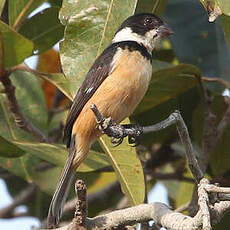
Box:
[47,13,173,228]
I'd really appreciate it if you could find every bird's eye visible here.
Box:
[144,17,153,25]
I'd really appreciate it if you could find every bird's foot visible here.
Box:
[121,124,143,146]
[90,104,143,146]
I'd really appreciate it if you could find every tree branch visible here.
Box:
[43,105,230,230]
[0,70,48,142]
[90,104,203,182]
[0,183,36,218]
[45,199,230,230]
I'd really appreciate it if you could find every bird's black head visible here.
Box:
[117,13,164,36]
[113,13,173,53]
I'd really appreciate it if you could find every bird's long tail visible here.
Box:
[47,138,76,229]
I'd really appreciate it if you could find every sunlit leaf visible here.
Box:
[0,0,5,15]
[59,0,145,205]
[59,0,137,96]
[41,73,73,101]
[0,21,33,67]
[99,118,145,205]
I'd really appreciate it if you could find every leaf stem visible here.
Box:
[13,0,35,30]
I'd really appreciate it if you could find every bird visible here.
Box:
[47,13,173,228]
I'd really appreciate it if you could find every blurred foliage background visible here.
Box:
[0,0,230,229]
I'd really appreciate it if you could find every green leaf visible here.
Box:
[0,70,47,141]
[42,73,73,100]
[135,0,168,15]
[135,64,200,114]
[13,141,110,172]
[48,0,63,7]
[221,14,230,48]
[59,0,145,205]
[0,93,35,141]
[10,70,48,133]
[8,0,45,28]
[19,7,64,54]
[59,0,137,96]
[175,167,194,208]
[192,94,230,175]
[99,119,145,205]
[200,0,230,18]
[0,151,61,194]
[0,20,33,67]
[165,0,230,83]
[214,212,230,230]
[0,136,25,158]
[0,0,5,15]
[218,0,230,16]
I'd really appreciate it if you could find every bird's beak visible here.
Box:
[157,24,174,37]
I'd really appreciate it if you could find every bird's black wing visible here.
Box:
[63,43,119,147]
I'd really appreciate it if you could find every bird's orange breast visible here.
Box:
[72,49,152,154]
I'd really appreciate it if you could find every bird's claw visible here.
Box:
[110,124,143,147]
[96,115,142,147]
[111,136,124,146]
[128,135,140,147]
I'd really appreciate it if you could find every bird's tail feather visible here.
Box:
[47,137,76,229]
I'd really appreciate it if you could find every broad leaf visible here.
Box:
[218,0,230,16]
[0,21,33,67]
[200,0,230,21]
[10,70,48,133]
[0,93,36,141]
[0,0,5,15]
[99,119,145,205]
[165,0,230,83]
[13,141,110,172]
[42,73,73,101]
[19,7,64,54]
[0,70,47,142]
[8,0,45,28]
[135,0,168,16]
[59,0,145,205]
[135,63,200,114]
[192,94,230,175]
[221,14,230,48]
[0,136,25,158]
[59,0,137,96]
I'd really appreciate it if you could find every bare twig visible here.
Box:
[217,101,230,140]
[46,199,230,230]
[198,178,211,230]
[63,181,120,215]
[202,77,230,90]
[198,78,230,174]
[8,63,54,80]
[0,183,36,218]
[0,70,48,142]
[90,104,203,182]
[198,78,217,173]
[147,171,194,183]
[72,180,87,229]
[43,105,230,230]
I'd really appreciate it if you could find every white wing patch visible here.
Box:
[85,87,94,94]
[109,48,123,75]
